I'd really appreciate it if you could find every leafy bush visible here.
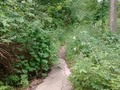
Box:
[14,28,52,75]
[70,58,120,90]
[0,86,13,90]
[0,0,61,88]
[0,81,13,90]
[66,29,94,61]
[66,29,120,90]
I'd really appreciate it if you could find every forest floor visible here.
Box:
[27,46,72,90]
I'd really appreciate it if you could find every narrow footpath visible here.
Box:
[35,46,72,90]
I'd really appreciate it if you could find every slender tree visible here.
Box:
[109,0,117,32]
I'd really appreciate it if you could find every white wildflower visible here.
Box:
[97,0,103,3]
[21,1,26,3]
[73,36,76,40]
[73,47,76,51]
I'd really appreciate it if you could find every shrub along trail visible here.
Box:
[35,46,72,90]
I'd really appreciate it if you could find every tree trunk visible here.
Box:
[109,0,117,32]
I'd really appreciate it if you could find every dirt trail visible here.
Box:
[35,46,72,90]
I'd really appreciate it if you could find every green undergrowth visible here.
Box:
[66,25,120,90]
[0,0,67,89]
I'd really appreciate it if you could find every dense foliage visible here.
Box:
[0,0,72,89]
[0,0,49,88]
[65,0,120,90]
[66,28,120,90]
